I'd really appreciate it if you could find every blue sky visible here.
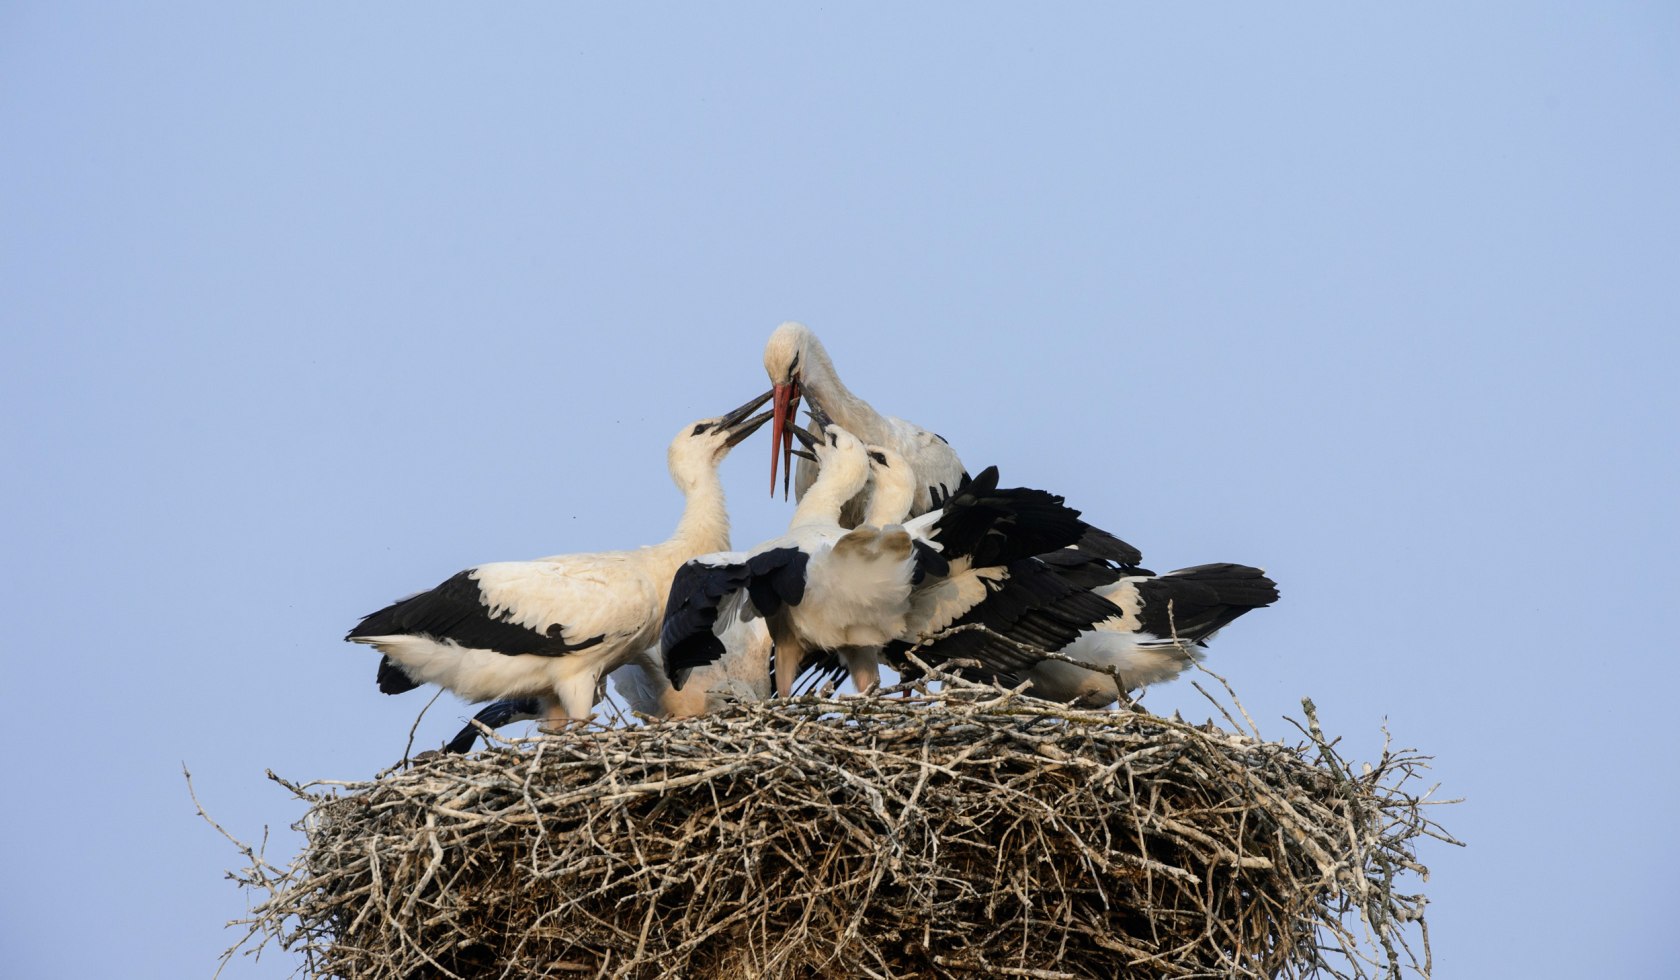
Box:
[2,4,1676,977]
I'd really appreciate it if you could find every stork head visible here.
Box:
[862,444,916,526]
[785,416,870,502]
[763,321,815,499]
[667,389,774,489]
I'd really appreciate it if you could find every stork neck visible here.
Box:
[665,469,732,558]
[863,474,915,526]
[787,461,868,529]
[800,337,885,443]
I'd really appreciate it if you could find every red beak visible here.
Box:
[770,380,801,499]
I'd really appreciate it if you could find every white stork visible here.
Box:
[1018,561,1279,707]
[763,322,1146,569]
[664,416,912,697]
[665,419,1120,697]
[861,443,919,528]
[764,321,967,526]
[347,391,773,729]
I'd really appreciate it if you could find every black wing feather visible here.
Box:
[771,645,849,695]
[1034,548,1155,591]
[1071,524,1146,568]
[444,698,543,754]
[661,560,755,688]
[744,547,810,616]
[889,559,1122,675]
[376,656,422,695]
[1133,563,1279,642]
[930,466,1090,567]
[348,569,605,658]
[910,538,949,584]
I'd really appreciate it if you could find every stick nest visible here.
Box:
[215,677,1453,979]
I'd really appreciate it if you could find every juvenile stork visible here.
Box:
[764,321,967,525]
[882,464,1133,682]
[663,416,909,697]
[1020,562,1279,707]
[860,443,918,528]
[347,391,773,729]
[665,422,1118,697]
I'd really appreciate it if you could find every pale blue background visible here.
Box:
[3,4,1675,977]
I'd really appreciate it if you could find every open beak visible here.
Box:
[716,388,774,451]
[770,378,803,499]
[804,394,834,431]
[786,421,819,450]
[720,388,774,430]
[724,409,773,449]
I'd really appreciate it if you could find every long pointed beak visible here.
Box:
[804,395,834,431]
[787,421,819,450]
[723,410,773,449]
[782,383,801,500]
[770,380,802,498]
[719,388,774,430]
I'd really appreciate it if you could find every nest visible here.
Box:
[210,673,1453,979]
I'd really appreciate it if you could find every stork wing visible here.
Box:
[1113,563,1279,643]
[661,556,755,687]
[893,559,1124,674]
[444,698,543,754]
[1069,524,1145,568]
[1035,548,1156,591]
[929,466,1090,567]
[349,555,657,658]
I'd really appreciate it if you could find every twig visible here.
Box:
[210,676,1452,979]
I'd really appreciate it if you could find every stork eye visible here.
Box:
[691,422,714,436]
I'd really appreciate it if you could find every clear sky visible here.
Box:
[2,4,1675,977]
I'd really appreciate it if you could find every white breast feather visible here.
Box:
[798,530,915,648]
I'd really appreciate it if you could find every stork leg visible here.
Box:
[547,670,599,729]
[774,633,806,699]
[542,702,573,732]
[839,647,881,694]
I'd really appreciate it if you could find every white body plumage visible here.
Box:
[348,396,772,725]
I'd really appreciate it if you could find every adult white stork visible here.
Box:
[763,322,1146,569]
[764,321,967,526]
[346,391,773,729]
[1018,561,1279,707]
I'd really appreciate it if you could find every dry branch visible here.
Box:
[212,674,1454,979]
